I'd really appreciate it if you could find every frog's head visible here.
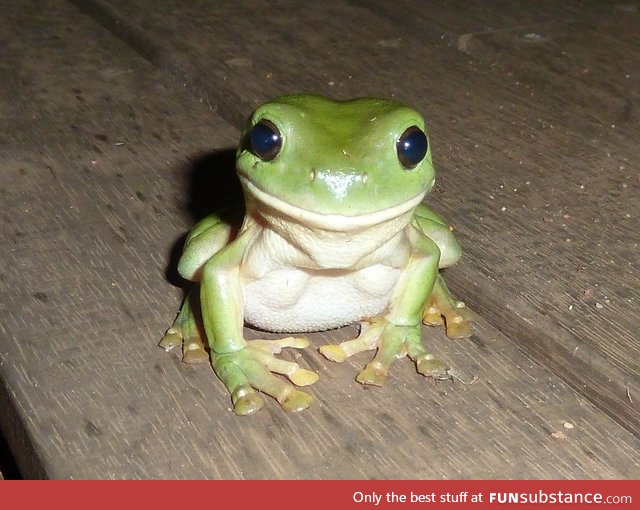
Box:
[236,95,435,231]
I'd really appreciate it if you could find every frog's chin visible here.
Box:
[241,179,426,232]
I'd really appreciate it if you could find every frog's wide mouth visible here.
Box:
[241,178,426,232]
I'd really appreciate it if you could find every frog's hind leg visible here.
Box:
[159,287,209,364]
[411,205,473,338]
[422,274,473,339]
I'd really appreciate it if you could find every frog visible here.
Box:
[160,94,472,415]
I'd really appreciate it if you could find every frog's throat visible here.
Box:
[242,179,426,232]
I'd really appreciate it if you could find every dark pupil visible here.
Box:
[397,126,428,169]
[250,120,281,161]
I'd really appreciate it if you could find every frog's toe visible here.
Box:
[233,391,265,416]
[422,305,444,326]
[289,368,319,386]
[249,336,310,354]
[356,362,388,386]
[319,344,348,362]
[444,315,473,339]
[159,328,182,351]
[443,303,474,338]
[248,362,315,413]
[416,354,450,380]
[280,388,314,413]
[250,349,319,387]
[320,319,385,363]
[182,342,209,364]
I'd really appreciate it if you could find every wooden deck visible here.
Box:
[0,0,638,478]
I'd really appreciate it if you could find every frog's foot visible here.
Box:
[160,290,209,363]
[159,325,209,364]
[422,297,473,339]
[212,337,319,416]
[422,277,474,339]
[320,318,451,386]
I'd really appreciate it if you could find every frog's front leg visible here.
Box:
[201,227,318,415]
[320,226,449,385]
[160,208,243,364]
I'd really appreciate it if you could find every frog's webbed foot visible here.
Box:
[213,337,318,416]
[159,290,209,364]
[320,318,451,386]
[422,275,473,339]
[423,296,473,339]
[159,325,209,364]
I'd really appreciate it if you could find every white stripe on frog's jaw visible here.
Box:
[240,177,426,232]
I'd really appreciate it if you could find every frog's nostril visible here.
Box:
[361,172,369,185]
[309,169,316,182]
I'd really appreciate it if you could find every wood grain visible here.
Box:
[0,0,638,479]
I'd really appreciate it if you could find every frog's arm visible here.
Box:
[200,223,256,354]
[411,203,461,268]
[160,209,243,362]
[177,207,244,281]
[200,224,317,415]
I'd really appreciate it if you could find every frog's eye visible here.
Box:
[249,119,282,161]
[396,126,428,169]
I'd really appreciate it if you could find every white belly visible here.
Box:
[238,206,413,333]
[242,264,401,332]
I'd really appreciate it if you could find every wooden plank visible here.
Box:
[358,0,640,431]
[0,0,638,479]
[72,0,640,433]
[351,0,606,48]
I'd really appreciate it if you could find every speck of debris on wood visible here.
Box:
[551,431,567,440]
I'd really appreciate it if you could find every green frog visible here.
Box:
[160,95,472,415]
